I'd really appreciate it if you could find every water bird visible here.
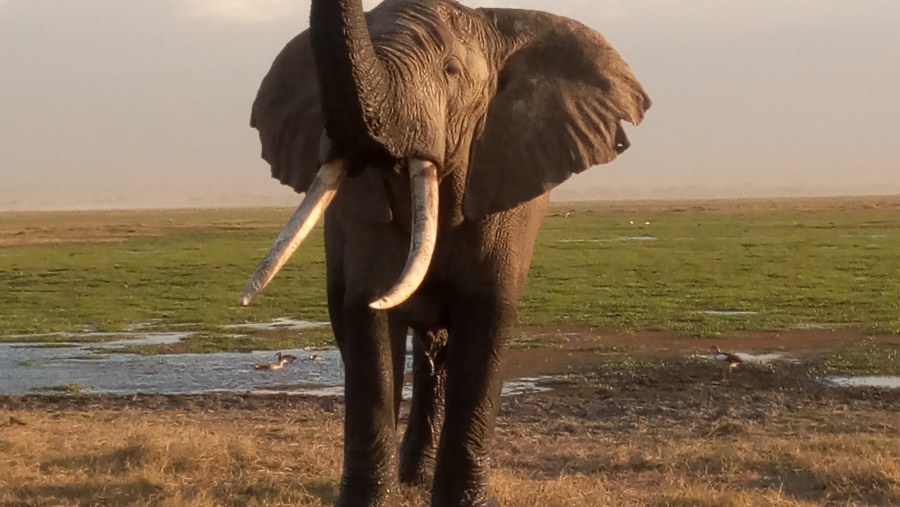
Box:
[711,345,742,378]
[276,352,297,363]
[254,357,290,371]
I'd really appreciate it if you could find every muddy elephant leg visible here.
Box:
[390,317,411,425]
[336,297,399,507]
[400,328,447,487]
[431,295,509,507]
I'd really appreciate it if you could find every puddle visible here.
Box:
[102,332,192,348]
[223,318,329,332]
[12,342,81,349]
[250,376,559,399]
[126,321,163,331]
[0,332,561,398]
[699,310,758,316]
[7,331,191,347]
[0,343,347,396]
[821,376,900,389]
[502,377,558,396]
[732,352,800,364]
[557,236,657,244]
[795,322,850,330]
[698,351,799,365]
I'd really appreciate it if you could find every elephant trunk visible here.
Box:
[238,161,347,307]
[370,160,440,310]
[310,0,398,157]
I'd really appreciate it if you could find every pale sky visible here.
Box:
[1,0,899,210]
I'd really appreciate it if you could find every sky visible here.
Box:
[1,0,899,211]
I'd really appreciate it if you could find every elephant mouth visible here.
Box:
[614,122,631,154]
[238,159,439,311]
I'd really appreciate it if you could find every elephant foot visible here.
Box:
[335,490,394,507]
[335,479,396,507]
[431,495,500,507]
[399,445,436,488]
[431,486,499,507]
[399,461,434,489]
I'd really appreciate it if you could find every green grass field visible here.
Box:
[1,197,899,349]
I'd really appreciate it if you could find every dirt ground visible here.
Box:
[1,331,898,507]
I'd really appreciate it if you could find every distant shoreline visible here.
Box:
[2,192,899,214]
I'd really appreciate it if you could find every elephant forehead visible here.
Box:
[368,0,486,56]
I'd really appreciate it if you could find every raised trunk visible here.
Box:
[310,0,397,157]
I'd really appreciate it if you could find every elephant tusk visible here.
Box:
[369,159,439,310]
[238,160,347,307]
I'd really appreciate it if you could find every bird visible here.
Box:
[253,357,289,371]
[308,353,322,361]
[276,352,298,363]
[711,345,742,379]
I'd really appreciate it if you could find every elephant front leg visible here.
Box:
[337,298,400,507]
[431,296,510,507]
[400,328,447,488]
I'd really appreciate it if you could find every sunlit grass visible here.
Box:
[1,197,898,343]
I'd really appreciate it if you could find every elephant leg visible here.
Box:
[336,297,400,507]
[431,295,510,507]
[400,328,448,488]
[390,317,411,426]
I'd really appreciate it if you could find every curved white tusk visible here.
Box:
[238,160,347,307]
[370,159,439,310]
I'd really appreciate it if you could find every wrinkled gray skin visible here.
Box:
[249,0,649,505]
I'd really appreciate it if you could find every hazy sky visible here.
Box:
[1,0,899,210]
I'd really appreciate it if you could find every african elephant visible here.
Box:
[238,0,650,505]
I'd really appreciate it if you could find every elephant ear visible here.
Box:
[251,31,391,222]
[463,9,651,218]
[251,31,323,193]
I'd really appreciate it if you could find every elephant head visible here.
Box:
[239,0,650,309]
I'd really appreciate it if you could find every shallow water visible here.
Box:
[0,327,560,398]
[8,331,191,348]
[733,352,800,364]
[820,375,900,389]
[0,341,349,395]
[556,236,658,244]
[223,318,329,332]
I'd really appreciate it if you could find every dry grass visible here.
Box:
[2,364,898,507]
[0,404,345,506]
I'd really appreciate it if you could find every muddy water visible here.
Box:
[4,323,897,396]
[0,339,350,396]
[822,376,900,389]
[0,328,555,397]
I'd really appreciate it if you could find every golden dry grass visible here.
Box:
[2,363,898,507]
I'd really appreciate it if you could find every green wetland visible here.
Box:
[3,197,899,337]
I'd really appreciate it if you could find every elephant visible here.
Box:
[238,0,650,505]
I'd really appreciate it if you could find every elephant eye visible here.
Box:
[444,60,461,78]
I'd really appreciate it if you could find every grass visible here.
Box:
[814,341,900,375]
[2,359,898,506]
[1,197,899,347]
[30,383,85,395]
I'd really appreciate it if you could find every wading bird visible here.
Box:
[712,345,742,379]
